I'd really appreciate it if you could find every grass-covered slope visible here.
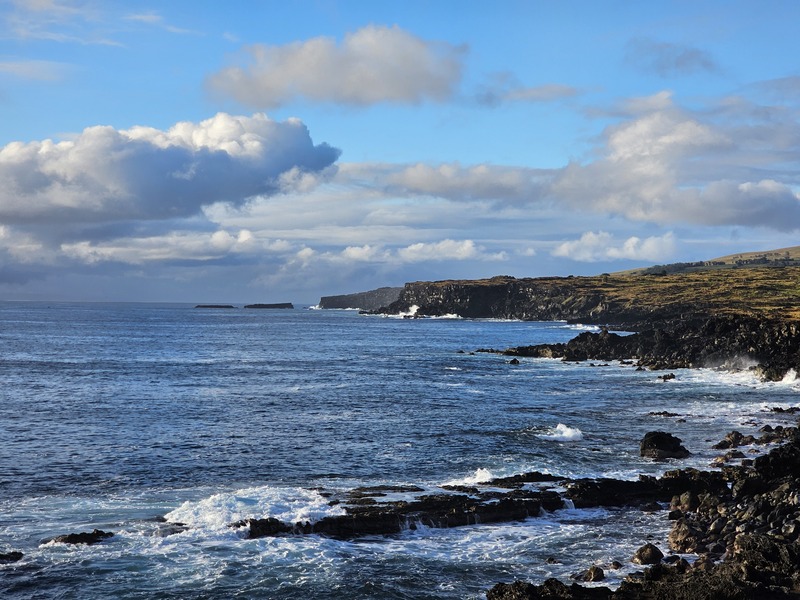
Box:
[390,266,800,324]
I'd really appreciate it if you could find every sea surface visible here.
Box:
[1,302,798,599]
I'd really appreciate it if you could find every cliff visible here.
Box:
[377,267,800,326]
[318,286,403,310]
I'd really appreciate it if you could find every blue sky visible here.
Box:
[1,0,799,303]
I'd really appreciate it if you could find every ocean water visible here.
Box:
[1,303,798,599]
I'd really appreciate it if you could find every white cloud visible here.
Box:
[207,25,465,108]
[0,112,339,224]
[551,93,800,231]
[397,239,506,263]
[552,231,676,262]
[59,227,268,265]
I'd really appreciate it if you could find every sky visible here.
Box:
[0,0,799,304]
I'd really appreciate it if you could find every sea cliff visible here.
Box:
[371,267,800,380]
[319,286,403,310]
[375,267,800,326]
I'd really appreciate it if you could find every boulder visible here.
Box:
[632,542,664,565]
[583,566,605,582]
[640,431,691,460]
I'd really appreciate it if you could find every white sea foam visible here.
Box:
[441,467,496,487]
[163,486,345,531]
[681,365,800,392]
[402,305,419,317]
[561,323,601,332]
[538,423,583,442]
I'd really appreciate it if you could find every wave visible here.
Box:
[538,423,584,442]
[163,486,346,531]
[441,467,496,487]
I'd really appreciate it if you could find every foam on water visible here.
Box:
[163,486,346,531]
[539,423,584,442]
[442,467,496,487]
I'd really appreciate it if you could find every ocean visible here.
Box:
[1,302,798,599]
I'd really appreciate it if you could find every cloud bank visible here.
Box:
[552,231,676,262]
[207,25,465,107]
[0,112,340,225]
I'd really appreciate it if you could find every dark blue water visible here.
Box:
[1,303,797,598]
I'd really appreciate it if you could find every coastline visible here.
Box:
[481,315,800,598]
[357,270,800,597]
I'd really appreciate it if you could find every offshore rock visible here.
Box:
[640,431,691,460]
[243,303,294,309]
[233,487,564,540]
[0,551,23,563]
[47,529,114,545]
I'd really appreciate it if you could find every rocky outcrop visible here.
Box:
[243,303,294,309]
[47,529,114,545]
[640,432,691,460]
[194,304,236,309]
[487,428,800,600]
[0,551,23,563]
[378,276,620,322]
[318,287,403,310]
[232,486,564,540]
[502,315,800,381]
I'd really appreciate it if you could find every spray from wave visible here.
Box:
[538,424,584,442]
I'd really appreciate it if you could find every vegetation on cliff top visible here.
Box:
[406,266,800,322]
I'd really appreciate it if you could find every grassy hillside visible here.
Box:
[593,266,800,322]
[616,245,800,276]
[410,266,800,322]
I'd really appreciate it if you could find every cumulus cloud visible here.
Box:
[207,25,465,107]
[552,231,676,262]
[625,38,719,77]
[0,112,340,225]
[396,239,506,263]
[551,92,800,231]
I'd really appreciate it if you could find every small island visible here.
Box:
[243,303,294,309]
[194,304,236,309]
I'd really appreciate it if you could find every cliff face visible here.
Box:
[382,276,693,325]
[319,287,403,310]
[379,268,800,326]
[388,276,611,321]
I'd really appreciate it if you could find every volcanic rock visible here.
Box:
[632,543,664,565]
[48,529,114,545]
[640,431,691,460]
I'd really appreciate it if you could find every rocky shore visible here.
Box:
[497,314,800,382]
[487,425,800,599]
[358,267,800,597]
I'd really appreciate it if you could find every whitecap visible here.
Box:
[163,486,345,532]
[441,467,496,487]
[538,423,583,442]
